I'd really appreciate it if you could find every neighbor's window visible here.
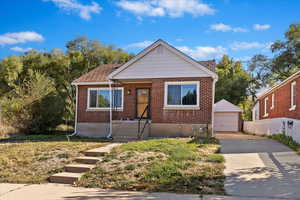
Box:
[165,81,199,107]
[264,97,269,116]
[271,93,275,109]
[88,88,123,110]
[290,81,296,110]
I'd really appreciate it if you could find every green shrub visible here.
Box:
[0,72,64,134]
[268,134,300,154]
[205,154,225,163]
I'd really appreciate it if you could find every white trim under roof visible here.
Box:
[258,70,300,99]
[72,81,111,86]
[108,39,218,80]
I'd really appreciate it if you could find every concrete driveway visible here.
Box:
[217,132,300,200]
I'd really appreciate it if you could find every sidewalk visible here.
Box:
[0,183,283,200]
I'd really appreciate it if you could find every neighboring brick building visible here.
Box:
[72,40,218,138]
[246,71,300,142]
[254,71,300,121]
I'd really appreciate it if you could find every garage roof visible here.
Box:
[214,99,242,113]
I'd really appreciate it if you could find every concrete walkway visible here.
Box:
[0,183,286,200]
[217,133,300,200]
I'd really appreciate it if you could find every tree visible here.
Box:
[0,72,64,133]
[0,36,133,134]
[249,23,300,86]
[215,55,252,105]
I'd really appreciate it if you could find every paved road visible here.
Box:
[217,133,300,200]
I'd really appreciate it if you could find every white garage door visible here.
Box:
[214,112,239,132]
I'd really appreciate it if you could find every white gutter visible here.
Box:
[211,79,216,137]
[106,81,113,138]
[69,85,78,136]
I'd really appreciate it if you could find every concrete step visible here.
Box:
[84,150,107,157]
[64,164,95,173]
[74,156,101,164]
[84,143,122,156]
[49,172,82,184]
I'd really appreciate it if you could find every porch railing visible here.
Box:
[137,105,149,139]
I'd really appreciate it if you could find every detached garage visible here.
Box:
[214,99,242,132]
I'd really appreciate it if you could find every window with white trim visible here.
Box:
[87,88,123,110]
[264,97,269,117]
[164,81,199,108]
[271,93,275,109]
[290,81,296,110]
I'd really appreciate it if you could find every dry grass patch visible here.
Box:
[0,134,108,183]
[78,137,225,195]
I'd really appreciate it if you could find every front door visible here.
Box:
[136,89,150,119]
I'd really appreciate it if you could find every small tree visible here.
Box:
[0,71,64,134]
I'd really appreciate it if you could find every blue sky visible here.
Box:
[1,0,299,63]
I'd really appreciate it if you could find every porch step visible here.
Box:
[49,172,82,184]
[74,156,101,164]
[64,164,95,173]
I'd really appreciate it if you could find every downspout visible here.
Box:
[106,81,113,138]
[69,85,78,136]
[211,78,216,137]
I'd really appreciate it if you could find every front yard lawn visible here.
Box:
[0,133,108,183]
[78,137,225,195]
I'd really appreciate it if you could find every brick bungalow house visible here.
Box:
[253,70,300,121]
[245,70,300,143]
[72,40,218,139]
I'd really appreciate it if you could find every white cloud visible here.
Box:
[210,23,248,32]
[116,0,215,18]
[177,45,226,59]
[10,46,33,52]
[230,41,271,51]
[0,31,44,46]
[125,40,154,49]
[253,24,271,31]
[44,0,101,20]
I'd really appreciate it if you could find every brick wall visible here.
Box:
[77,83,151,123]
[259,75,300,120]
[151,77,213,124]
[77,77,213,124]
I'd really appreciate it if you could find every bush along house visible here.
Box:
[245,70,300,143]
[72,40,218,139]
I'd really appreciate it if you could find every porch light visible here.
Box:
[127,89,132,95]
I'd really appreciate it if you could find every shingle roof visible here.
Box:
[73,60,216,84]
[198,60,216,72]
[72,64,121,83]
